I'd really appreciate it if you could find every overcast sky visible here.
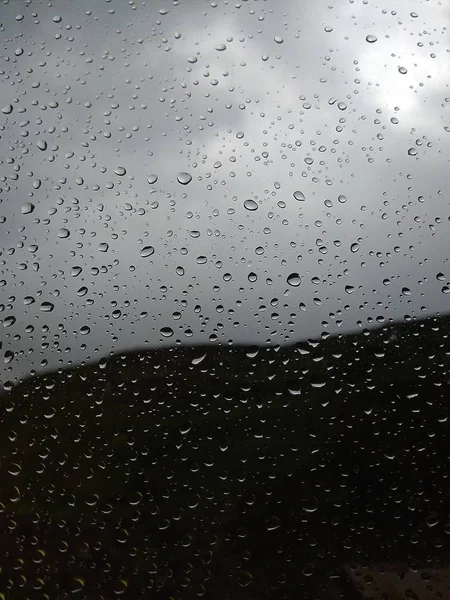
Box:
[1,0,450,383]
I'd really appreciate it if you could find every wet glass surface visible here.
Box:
[1,0,450,597]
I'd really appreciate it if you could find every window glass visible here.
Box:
[1,0,449,597]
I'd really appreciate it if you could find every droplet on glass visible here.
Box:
[398,66,408,74]
[140,246,155,258]
[2,104,13,114]
[58,228,70,238]
[350,243,359,253]
[37,140,47,151]
[21,202,35,214]
[338,194,347,204]
[147,174,158,184]
[99,242,109,252]
[365,34,377,43]
[244,199,258,211]
[274,36,284,44]
[345,285,355,294]
[215,43,226,51]
[293,190,306,201]
[40,302,54,312]
[177,172,192,185]
[287,273,301,287]
[115,166,126,176]
[160,326,174,338]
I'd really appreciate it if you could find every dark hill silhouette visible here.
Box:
[1,314,450,598]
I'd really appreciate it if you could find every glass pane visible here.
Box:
[1,0,449,597]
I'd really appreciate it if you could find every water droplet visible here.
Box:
[140,246,155,258]
[365,35,377,43]
[71,266,82,277]
[215,43,226,51]
[287,273,301,287]
[350,243,359,253]
[115,166,126,176]
[99,242,109,252]
[301,495,319,513]
[21,202,35,214]
[293,190,306,201]
[52,15,62,22]
[37,140,47,151]
[177,172,192,185]
[147,174,158,184]
[402,287,411,296]
[338,194,347,204]
[408,148,418,156]
[398,66,408,74]
[58,228,70,238]
[244,199,258,211]
[160,326,174,338]
[345,285,355,294]
[274,36,284,44]
[265,515,281,531]
[3,316,16,327]
[40,302,54,312]
[77,286,88,297]
[2,104,13,114]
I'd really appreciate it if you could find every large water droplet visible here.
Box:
[2,104,13,114]
[21,202,35,214]
[40,302,54,312]
[244,199,258,211]
[160,326,174,338]
[287,273,301,287]
[365,34,377,43]
[147,174,158,184]
[293,190,306,201]
[177,172,192,185]
[140,246,155,258]
[115,166,126,176]
[58,228,70,238]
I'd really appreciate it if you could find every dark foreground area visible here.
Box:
[1,315,450,599]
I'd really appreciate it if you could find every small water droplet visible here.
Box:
[99,242,109,252]
[365,34,377,43]
[350,243,359,253]
[274,36,284,44]
[37,140,47,151]
[338,194,347,204]
[398,66,408,74]
[402,287,411,296]
[147,174,158,184]
[115,166,126,176]
[215,43,226,51]
[345,285,355,294]
[2,104,13,114]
